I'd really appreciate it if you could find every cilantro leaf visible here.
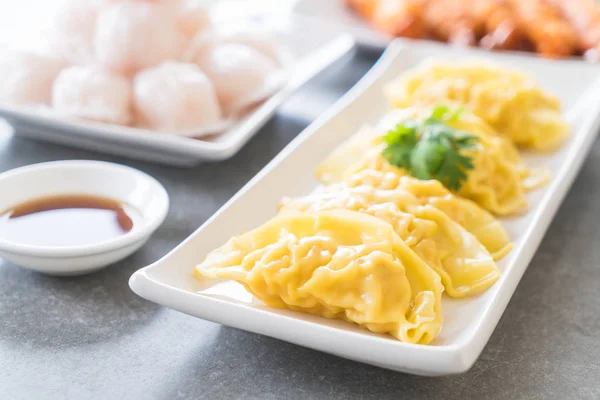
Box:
[430,104,450,120]
[381,120,418,169]
[410,139,444,180]
[381,106,478,191]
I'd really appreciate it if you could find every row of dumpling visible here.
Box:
[319,60,569,216]
[193,107,524,344]
[194,154,513,344]
[0,0,286,135]
[192,61,569,344]
[317,106,547,216]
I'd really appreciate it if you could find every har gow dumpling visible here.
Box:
[221,28,285,65]
[192,43,280,116]
[176,0,211,37]
[95,2,182,73]
[52,65,132,125]
[0,50,65,106]
[186,26,284,66]
[50,0,104,64]
[195,210,444,344]
[133,61,222,132]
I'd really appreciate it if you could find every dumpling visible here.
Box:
[386,108,539,214]
[281,184,500,297]
[95,2,182,73]
[52,65,132,125]
[195,210,443,344]
[343,170,513,261]
[133,61,222,131]
[384,60,569,150]
[191,43,280,116]
[317,107,536,215]
[49,0,104,64]
[185,26,284,66]
[0,50,65,106]
[176,0,211,38]
[220,28,284,65]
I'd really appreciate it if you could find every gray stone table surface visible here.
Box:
[1,48,600,400]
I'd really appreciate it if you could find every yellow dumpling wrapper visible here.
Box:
[317,108,537,215]
[384,60,569,151]
[280,184,501,298]
[382,176,514,261]
[195,210,443,344]
[319,155,512,261]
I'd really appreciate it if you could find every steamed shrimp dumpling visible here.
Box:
[185,26,283,66]
[95,2,182,73]
[222,29,283,64]
[195,210,444,344]
[193,43,279,116]
[0,50,65,106]
[52,65,132,125]
[133,61,222,131]
[176,0,211,37]
[50,0,104,64]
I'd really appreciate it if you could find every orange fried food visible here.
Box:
[473,0,525,50]
[551,0,600,59]
[421,0,479,46]
[344,0,377,19]
[507,0,579,57]
[345,0,428,38]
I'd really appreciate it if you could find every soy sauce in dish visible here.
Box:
[0,194,139,247]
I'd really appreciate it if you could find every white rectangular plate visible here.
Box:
[129,40,600,375]
[0,15,354,167]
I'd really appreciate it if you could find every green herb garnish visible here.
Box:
[382,105,477,191]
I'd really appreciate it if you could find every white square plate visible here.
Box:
[0,15,354,167]
[129,40,600,375]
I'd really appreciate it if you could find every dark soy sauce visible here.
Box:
[0,194,139,247]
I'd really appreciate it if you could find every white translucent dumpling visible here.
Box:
[95,2,182,73]
[220,28,284,64]
[52,65,133,125]
[50,0,104,64]
[133,61,222,132]
[193,44,279,116]
[177,0,211,37]
[185,27,284,66]
[0,50,65,106]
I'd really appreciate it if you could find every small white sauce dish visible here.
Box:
[0,160,169,276]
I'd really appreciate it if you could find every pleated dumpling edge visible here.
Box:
[195,210,444,344]
[280,184,502,298]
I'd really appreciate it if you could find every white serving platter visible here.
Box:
[0,15,354,167]
[129,40,600,375]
